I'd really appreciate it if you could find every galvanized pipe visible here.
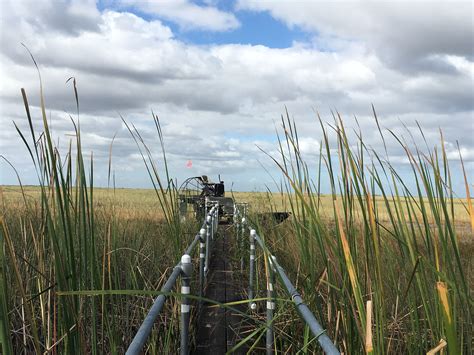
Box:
[215,206,219,237]
[215,206,218,230]
[210,210,214,240]
[198,228,206,309]
[180,254,192,355]
[248,229,256,310]
[268,255,340,355]
[211,209,215,239]
[127,205,218,355]
[248,229,340,354]
[234,206,242,271]
[203,204,216,274]
[240,217,246,271]
[266,261,276,354]
[185,234,200,256]
[126,266,182,355]
[205,215,211,274]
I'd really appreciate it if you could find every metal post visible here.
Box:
[212,206,215,234]
[249,229,256,310]
[241,217,246,271]
[215,205,219,236]
[199,228,206,309]
[211,208,216,240]
[205,215,211,274]
[234,207,240,268]
[266,259,276,354]
[210,209,214,241]
[180,254,192,355]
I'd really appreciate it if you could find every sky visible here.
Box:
[0,0,473,193]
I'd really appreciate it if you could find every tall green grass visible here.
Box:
[0,57,192,353]
[1,54,472,353]
[252,109,473,353]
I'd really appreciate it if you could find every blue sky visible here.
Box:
[178,12,310,48]
[98,0,312,48]
[0,0,472,194]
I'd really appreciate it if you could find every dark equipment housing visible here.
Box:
[178,176,234,223]
[178,175,291,225]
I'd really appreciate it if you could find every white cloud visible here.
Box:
[0,0,472,193]
[1,0,102,35]
[237,0,473,72]
[118,0,240,31]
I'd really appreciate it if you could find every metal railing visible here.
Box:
[126,203,220,355]
[234,203,340,355]
[126,201,338,354]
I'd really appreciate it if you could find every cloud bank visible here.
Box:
[0,0,472,192]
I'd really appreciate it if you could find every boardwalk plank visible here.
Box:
[193,227,249,354]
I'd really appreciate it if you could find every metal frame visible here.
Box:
[126,201,339,355]
[126,203,219,355]
[234,204,340,355]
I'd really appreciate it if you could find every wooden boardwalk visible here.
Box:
[193,226,251,354]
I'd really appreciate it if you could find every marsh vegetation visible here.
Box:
[0,80,472,354]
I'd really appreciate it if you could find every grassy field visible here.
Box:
[1,184,200,353]
[1,83,473,354]
[239,113,473,354]
[1,181,472,354]
[234,191,472,233]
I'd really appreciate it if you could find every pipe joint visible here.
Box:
[199,228,206,242]
[180,254,192,277]
[291,293,303,306]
